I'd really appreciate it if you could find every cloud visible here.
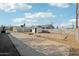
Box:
[69,19,79,23]
[24,12,56,19]
[0,3,32,12]
[60,19,76,27]
[60,19,79,28]
[60,23,70,27]
[49,3,70,8]
[13,17,25,22]
[13,12,56,26]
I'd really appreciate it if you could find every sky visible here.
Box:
[0,3,77,27]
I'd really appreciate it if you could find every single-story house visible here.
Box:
[13,26,32,32]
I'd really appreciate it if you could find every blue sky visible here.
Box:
[0,3,76,27]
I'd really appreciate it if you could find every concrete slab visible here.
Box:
[8,34,46,56]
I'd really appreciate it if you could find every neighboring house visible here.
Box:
[13,26,32,32]
[13,27,17,32]
[32,24,55,33]
[12,24,55,33]
[37,24,55,29]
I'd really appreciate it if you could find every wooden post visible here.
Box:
[76,3,78,29]
[75,0,79,42]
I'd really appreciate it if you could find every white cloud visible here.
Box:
[60,19,77,27]
[59,19,79,28]
[13,18,25,22]
[0,3,32,12]
[24,12,56,19]
[13,12,56,26]
[15,3,32,10]
[49,3,70,8]
[60,23,70,27]
[69,19,79,23]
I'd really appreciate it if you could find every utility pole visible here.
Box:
[76,2,78,29]
[75,0,79,42]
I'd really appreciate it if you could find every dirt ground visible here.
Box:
[10,30,79,56]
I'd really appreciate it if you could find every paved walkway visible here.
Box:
[8,34,45,56]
